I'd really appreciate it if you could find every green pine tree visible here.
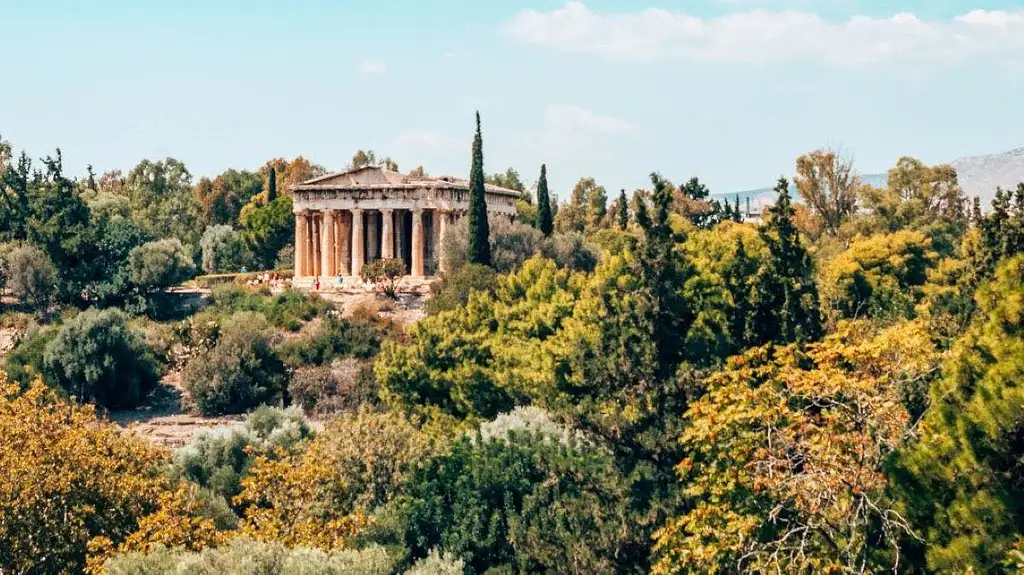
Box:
[723,237,756,350]
[617,189,629,230]
[467,111,491,267]
[747,177,822,345]
[536,164,553,237]
[733,193,742,222]
[637,173,694,377]
[266,166,277,203]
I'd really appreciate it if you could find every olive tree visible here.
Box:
[43,308,161,408]
[129,238,195,292]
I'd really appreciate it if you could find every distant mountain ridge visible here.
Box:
[714,148,1024,213]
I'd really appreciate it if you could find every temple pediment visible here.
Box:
[299,166,408,188]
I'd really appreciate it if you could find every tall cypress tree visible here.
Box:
[536,164,553,237]
[617,189,629,230]
[733,193,742,222]
[467,111,491,266]
[266,166,277,203]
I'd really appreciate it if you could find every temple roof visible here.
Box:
[291,166,524,197]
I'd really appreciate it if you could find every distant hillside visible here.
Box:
[715,148,1024,213]
[950,148,1024,204]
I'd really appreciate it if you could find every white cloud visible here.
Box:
[545,104,637,136]
[503,2,1024,66]
[358,59,387,74]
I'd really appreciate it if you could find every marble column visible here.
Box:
[437,210,449,274]
[322,209,336,277]
[337,211,351,276]
[381,209,394,259]
[295,212,307,278]
[395,210,407,265]
[411,208,424,276]
[351,208,365,277]
[304,213,315,277]
[311,214,321,277]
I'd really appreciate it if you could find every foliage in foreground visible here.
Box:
[0,376,212,574]
[171,406,313,507]
[653,320,940,574]
[103,538,465,575]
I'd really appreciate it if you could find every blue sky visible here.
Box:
[1,1,1022,199]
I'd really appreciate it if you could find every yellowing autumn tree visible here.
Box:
[795,149,861,236]
[654,320,940,574]
[0,376,168,573]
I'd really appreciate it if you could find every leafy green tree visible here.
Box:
[351,149,398,172]
[43,308,161,408]
[123,158,203,249]
[360,258,407,298]
[394,431,633,573]
[129,238,195,293]
[537,164,553,237]
[617,189,629,230]
[555,177,607,234]
[895,255,1024,573]
[0,147,31,242]
[817,230,938,324]
[486,167,525,192]
[747,177,822,345]
[24,151,94,302]
[193,169,263,227]
[86,215,147,305]
[201,225,248,274]
[239,195,294,269]
[587,181,608,230]
[3,243,57,310]
[466,112,491,267]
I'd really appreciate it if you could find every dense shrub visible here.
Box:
[276,315,383,368]
[172,406,312,505]
[103,538,397,575]
[539,231,600,272]
[289,359,377,416]
[424,263,498,315]
[129,238,196,292]
[201,224,248,274]
[205,285,331,331]
[404,549,465,575]
[43,307,160,408]
[392,430,633,573]
[3,323,57,389]
[2,243,58,309]
[182,311,288,415]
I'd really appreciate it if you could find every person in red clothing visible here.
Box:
[313,276,320,291]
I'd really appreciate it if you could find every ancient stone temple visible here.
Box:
[290,166,520,285]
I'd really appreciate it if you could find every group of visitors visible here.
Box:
[244,272,288,290]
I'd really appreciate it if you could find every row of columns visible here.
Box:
[295,208,454,279]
